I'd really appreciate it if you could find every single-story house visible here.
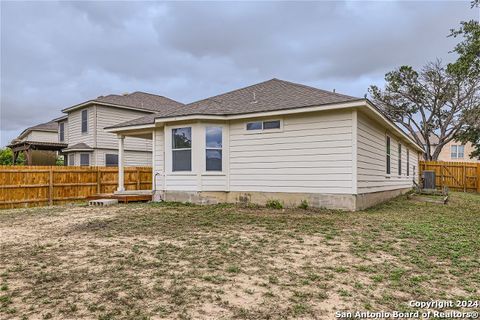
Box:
[106,79,423,210]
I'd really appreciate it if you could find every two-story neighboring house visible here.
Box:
[414,132,479,162]
[59,92,183,166]
[7,119,67,165]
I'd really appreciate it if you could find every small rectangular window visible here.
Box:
[246,120,281,131]
[263,120,280,130]
[398,143,402,176]
[81,109,88,133]
[80,153,90,166]
[458,145,464,158]
[68,154,75,166]
[59,122,65,142]
[247,122,262,130]
[407,149,410,176]
[206,126,222,171]
[172,127,192,171]
[386,136,391,175]
[105,154,118,167]
[451,145,458,158]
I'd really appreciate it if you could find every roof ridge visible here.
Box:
[272,78,360,100]
[185,78,277,107]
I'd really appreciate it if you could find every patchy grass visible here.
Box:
[0,192,479,319]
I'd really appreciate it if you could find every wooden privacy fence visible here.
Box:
[0,166,152,209]
[419,161,480,193]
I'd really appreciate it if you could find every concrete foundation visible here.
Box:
[155,187,412,211]
[355,188,411,210]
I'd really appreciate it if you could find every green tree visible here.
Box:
[0,148,25,165]
[369,61,480,160]
[370,1,480,160]
[451,0,480,159]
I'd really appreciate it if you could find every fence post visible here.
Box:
[96,168,101,194]
[463,163,466,192]
[48,167,53,206]
[477,163,480,193]
[136,168,141,190]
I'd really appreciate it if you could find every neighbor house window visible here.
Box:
[172,127,192,171]
[59,122,65,142]
[68,154,75,166]
[386,136,391,175]
[206,126,222,171]
[246,120,281,131]
[105,154,118,167]
[81,109,88,133]
[398,143,402,176]
[80,153,90,166]
[451,145,465,159]
[407,149,410,176]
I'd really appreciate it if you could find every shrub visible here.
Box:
[298,200,309,210]
[266,199,283,209]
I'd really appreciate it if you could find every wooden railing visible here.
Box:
[0,166,152,209]
[419,161,480,193]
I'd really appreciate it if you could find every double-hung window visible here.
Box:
[59,122,65,142]
[398,143,402,176]
[80,153,90,166]
[81,109,88,133]
[451,145,465,159]
[386,136,391,175]
[206,127,222,171]
[172,127,192,171]
[105,154,118,167]
[68,154,75,166]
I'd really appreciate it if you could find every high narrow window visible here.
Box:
[81,109,88,133]
[105,154,118,167]
[206,127,222,171]
[451,145,465,159]
[80,153,90,166]
[59,122,65,142]
[398,143,402,176]
[407,149,410,176]
[172,127,192,171]
[246,120,281,131]
[386,136,391,175]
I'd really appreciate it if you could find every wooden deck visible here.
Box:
[87,193,152,203]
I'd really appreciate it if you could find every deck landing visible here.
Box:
[87,193,152,203]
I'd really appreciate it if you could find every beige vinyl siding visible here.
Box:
[96,106,152,151]
[94,149,152,167]
[22,130,58,143]
[228,110,354,194]
[68,107,95,146]
[357,112,418,193]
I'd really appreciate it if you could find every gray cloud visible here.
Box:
[1,1,477,146]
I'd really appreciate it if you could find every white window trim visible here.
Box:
[171,126,193,172]
[245,118,283,134]
[105,153,119,167]
[398,143,402,177]
[68,153,75,166]
[59,122,65,142]
[80,153,90,166]
[204,125,225,174]
[386,134,392,177]
[81,109,89,134]
[451,144,465,159]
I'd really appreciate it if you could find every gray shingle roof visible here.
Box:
[64,91,183,113]
[17,119,59,139]
[107,79,361,129]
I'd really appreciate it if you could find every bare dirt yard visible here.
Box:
[0,192,479,319]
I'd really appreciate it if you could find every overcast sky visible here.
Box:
[1,1,478,146]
